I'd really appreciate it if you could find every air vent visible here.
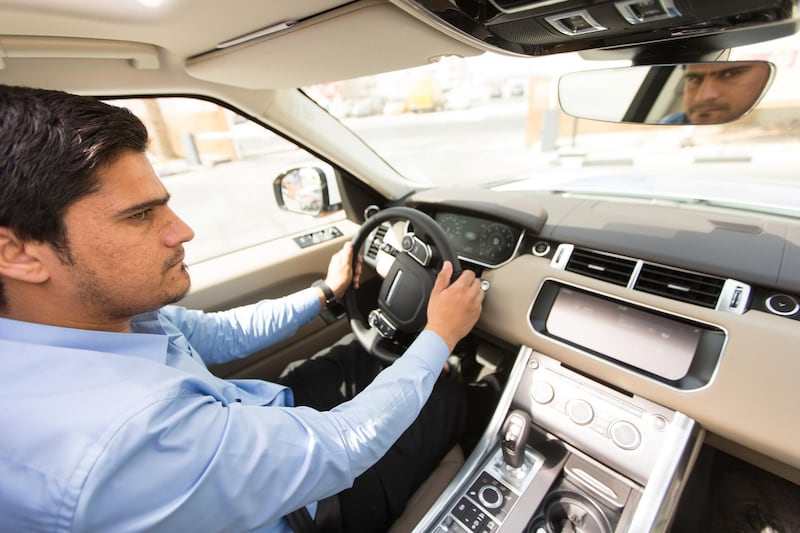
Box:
[564,248,637,286]
[366,224,389,260]
[634,263,725,308]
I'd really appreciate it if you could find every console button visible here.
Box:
[530,381,555,404]
[610,420,642,450]
[451,497,496,532]
[478,486,503,509]
[766,294,799,316]
[567,399,594,425]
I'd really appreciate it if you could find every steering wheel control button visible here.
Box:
[401,233,432,267]
[368,309,397,339]
[766,294,799,316]
[530,381,555,405]
[567,399,595,426]
[609,420,642,450]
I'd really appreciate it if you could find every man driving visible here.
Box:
[0,85,485,532]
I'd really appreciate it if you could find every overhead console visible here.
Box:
[391,0,799,58]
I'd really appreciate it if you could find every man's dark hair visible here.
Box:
[0,85,149,305]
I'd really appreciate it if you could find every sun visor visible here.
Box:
[185,1,481,90]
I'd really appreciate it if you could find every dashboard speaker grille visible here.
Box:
[565,248,636,286]
[634,263,725,308]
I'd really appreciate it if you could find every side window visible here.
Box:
[104,97,344,265]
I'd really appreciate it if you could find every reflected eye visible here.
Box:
[684,74,703,86]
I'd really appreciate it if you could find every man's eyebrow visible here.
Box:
[715,66,751,75]
[116,193,171,217]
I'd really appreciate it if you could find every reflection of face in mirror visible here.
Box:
[666,62,772,124]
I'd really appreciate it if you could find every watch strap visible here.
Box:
[312,279,336,307]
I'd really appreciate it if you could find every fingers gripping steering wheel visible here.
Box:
[345,206,462,363]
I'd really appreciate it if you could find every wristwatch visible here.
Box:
[312,279,336,308]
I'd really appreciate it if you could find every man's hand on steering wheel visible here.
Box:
[324,242,363,300]
[424,261,484,352]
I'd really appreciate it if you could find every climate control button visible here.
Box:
[530,381,555,404]
[567,399,594,425]
[610,420,642,450]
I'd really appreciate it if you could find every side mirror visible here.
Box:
[273,166,340,216]
[559,60,774,125]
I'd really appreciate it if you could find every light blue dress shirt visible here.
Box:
[0,288,449,532]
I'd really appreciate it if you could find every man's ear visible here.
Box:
[0,227,51,283]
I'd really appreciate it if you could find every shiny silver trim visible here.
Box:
[386,270,403,303]
[716,279,751,315]
[363,204,380,220]
[532,241,551,257]
[625,412,704,532]
[615,0,681,25]
[545,10,607,36]
[389,0,533,57]
[488,0,569,15]
[765,293,800,316]
[550,243,574,270]
[216,20,296,48]
[411,346,534,532]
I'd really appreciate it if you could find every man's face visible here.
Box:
[52,150,195,323]
[682,62,771,124]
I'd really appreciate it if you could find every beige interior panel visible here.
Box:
[0,36,159,69]
[185,0,481,89]
[479,254,800,478]
[180,219,360,311]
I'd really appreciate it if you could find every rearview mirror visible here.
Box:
[559,61,774,125]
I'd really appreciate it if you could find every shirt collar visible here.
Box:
[0,314,169,363]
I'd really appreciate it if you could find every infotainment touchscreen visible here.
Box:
[545,287,703,381]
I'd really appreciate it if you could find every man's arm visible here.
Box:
[72,330,451,533]
[165,242,360,366]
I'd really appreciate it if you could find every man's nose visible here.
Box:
[164,208,195,246]
[695,77,722,100]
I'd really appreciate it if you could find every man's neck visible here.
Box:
[0,297,133,332]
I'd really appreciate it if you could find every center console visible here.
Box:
[413,347,704,532]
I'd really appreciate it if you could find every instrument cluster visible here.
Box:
[435,211,522,267]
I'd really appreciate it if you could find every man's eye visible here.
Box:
[130,209,152,221]
[719,68,745,79]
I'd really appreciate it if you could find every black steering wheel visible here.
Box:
[345,206,462,363]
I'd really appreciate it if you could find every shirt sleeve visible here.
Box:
[71,331,450,533]
[162,288,322,366]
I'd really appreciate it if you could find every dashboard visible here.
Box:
[390,186,800,531]
[399,186,800,486]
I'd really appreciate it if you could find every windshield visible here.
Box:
[305,32,800,218]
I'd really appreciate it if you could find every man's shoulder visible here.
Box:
[659,111,690,124]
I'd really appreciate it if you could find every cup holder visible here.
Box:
[527,489,613,533]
